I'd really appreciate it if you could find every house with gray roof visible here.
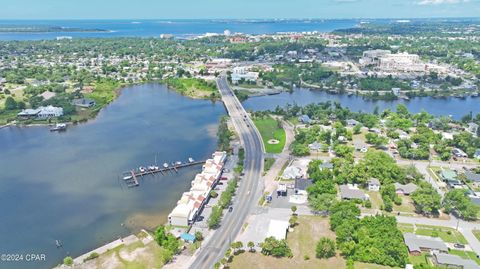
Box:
[465,170,480,183]
[403,233,448,255]
[394,183,418,195]
[474,149,480,160]
[434,253,480,269]
[346,119,359,126]
[340,184,368,200]
[319,161,334,170]
[308,141,322,151]
[367,178,381,192]
[298,115,312,124]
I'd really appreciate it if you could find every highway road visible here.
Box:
[189,76,264,269]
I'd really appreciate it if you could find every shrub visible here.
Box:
[316,237,336,259]
[63,256,73,266]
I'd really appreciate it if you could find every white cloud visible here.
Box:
[417,0,469,5]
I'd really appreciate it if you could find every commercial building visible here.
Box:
[168,151,227,227]
[231,67,259,84]
[266,220,290,240]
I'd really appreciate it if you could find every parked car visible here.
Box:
[454,243,465,249]
[228,206,233,212]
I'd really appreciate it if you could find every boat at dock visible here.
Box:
[50,123,67,132]
[121,158,206,188]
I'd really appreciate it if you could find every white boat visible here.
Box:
[139,167,146,173]
[188,157,194,163]
[175,161,182,165]
[50,123,67,132]
[163,163,169,168]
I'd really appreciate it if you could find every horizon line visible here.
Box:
[0,16,480,21]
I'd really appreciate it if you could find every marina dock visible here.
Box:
[122,159,205,188]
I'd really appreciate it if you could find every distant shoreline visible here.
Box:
[0,26,108,33]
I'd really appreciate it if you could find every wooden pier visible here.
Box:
[122,160,205,188]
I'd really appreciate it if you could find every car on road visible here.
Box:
[228,206,233,212]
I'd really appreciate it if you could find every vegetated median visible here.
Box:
[252,113,286,154]
[164,77,220,100]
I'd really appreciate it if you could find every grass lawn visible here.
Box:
[81,240,170,269]
[355,262,402,269]
[473,230,480,241]
[366,191,383,210]
[164,77,219,99]
[264,158,275,172]
[408,253,428,266]
[415,225,468,244]
[449,249,480,265]
[229,216,346,269]
[397,223,415,234]
[393,196,416,214]
[253,116,286,154]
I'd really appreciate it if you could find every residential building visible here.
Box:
[441,169,457,181]
[367,178,381,192]
[340,184,368,200]
[40,91,56,101]
[308,141,322,151]
[298,115,312,124]
[403,233,448,255]
[474,149,480,160]
[18,105,63,119]
[282,166,303,180]
[467,122,479,136]
[433,253,480,269]
[319,161,334,170]
[394,183,418,195]
[168,151,226,227]
[294,178,313,196]
[465,170,480,183]
[72,98,96,108]
[346,119,359,126]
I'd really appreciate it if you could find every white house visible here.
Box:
[368,178,381,192]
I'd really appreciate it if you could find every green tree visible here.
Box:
[316,237,336,259]
[443,189,479,220]
[260,237,293,258]
[411,183,442,215]
[63,256,73,266]
[4,97,17,110]
[154,226,180,254]
[247,241,255,252]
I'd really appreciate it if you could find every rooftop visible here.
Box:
[403,233,448,253]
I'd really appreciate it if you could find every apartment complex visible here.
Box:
[168,151,227,227]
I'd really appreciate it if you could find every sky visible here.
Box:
[0,0,479,19]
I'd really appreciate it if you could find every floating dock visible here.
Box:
[122,159,205,188]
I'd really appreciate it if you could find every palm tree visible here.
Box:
[247,241,255,252]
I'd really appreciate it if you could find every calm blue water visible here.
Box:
[243,88,480,120]
[0,19,363,40]
[0,84,225,269]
